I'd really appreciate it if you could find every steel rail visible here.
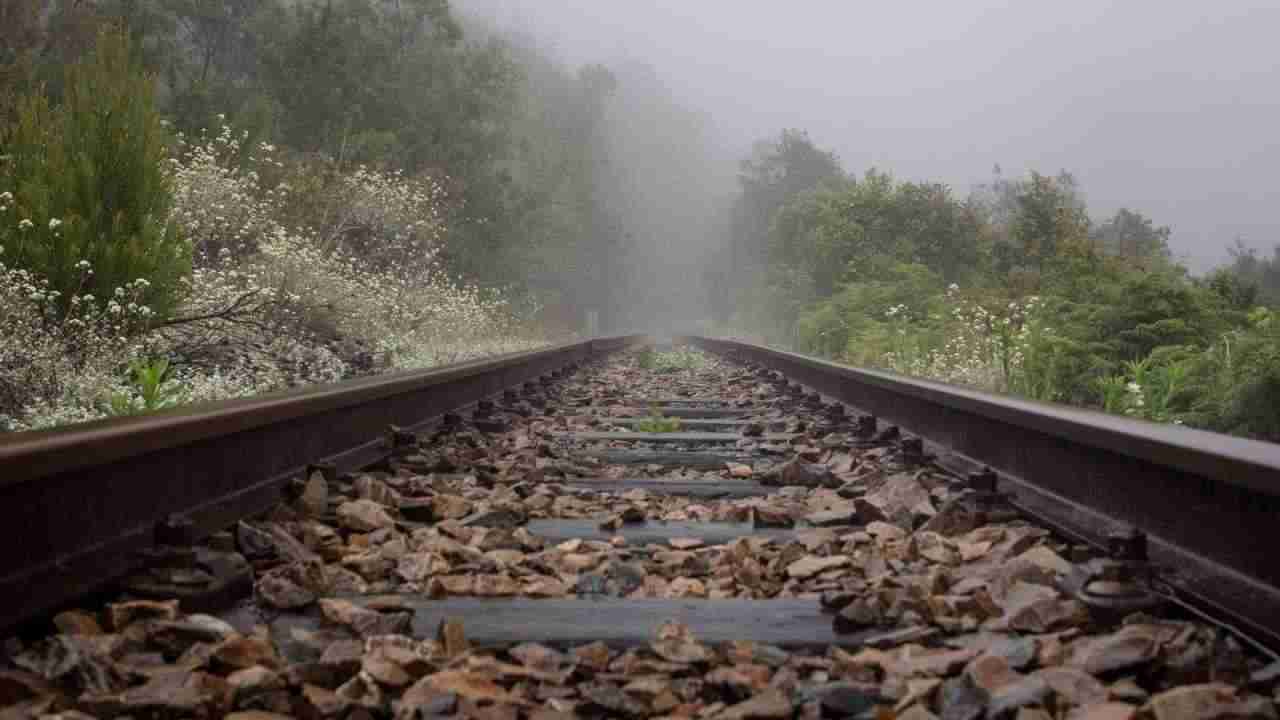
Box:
[684,335,1280,650]
[0,335,643,632]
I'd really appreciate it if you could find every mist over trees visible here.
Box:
[2,0,1279,440]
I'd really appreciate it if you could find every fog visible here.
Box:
[462,0,1280,271]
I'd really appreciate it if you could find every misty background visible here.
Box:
[464,0,1280,271]
[6,0,1280,439]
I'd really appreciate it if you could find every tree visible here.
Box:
[1001,171,1090,285]
[1092,208,1171,268]
[0,28,189,319]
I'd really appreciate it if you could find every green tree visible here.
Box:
[0,28,188,319]
[1092,208,1172,268]
[1004,171,1090,282]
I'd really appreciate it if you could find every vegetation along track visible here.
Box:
[1,339,1280,719]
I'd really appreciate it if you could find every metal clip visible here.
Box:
[1076,526,1164,623]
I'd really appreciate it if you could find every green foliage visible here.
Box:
[106,357,185,416]
[0,28,188,319]
[636,412,682,433]
[724,134,1280,441]
[638,347,706,373]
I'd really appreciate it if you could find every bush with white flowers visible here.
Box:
[1,120,545,431]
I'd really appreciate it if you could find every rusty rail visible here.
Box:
[684,335,1280,650]
[0,336,643,632]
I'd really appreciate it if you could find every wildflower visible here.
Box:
[48,218,62,231]
[76,260,92,270]
[18,219,33,231]
[1126,381,1141,394]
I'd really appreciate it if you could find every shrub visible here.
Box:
[0,29,188,320]
[0,252,150,430]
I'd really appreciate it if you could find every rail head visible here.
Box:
[684,335,1280,497]
[0,335,644,488]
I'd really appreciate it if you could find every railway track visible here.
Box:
[1,337,1279,719]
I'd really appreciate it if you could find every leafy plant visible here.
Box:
[636,404,682,433]
[650,348,707,372]
[106,358,185,416]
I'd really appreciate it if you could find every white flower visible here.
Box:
[18,219,33,231]
[48,218,62,231]
[1126,381,1141,394]
[76,260,92,270]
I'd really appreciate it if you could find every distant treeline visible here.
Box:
[708,130,1280,440]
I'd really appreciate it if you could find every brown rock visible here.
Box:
[432,494,473,520]
[572,641,613,671]
[857,473,932,529]
[714,688,793,719]
[226,665,284,699]
[13,635,127,695]
[304,682,350,716]
[354,474,399,506]
[728,463,754,478]
[1070,625,1161,675]
[919,498,981,537]
[1016,545,1074,575]
[414,670,530,706]
[753,507,795,528]
[214,634,278,670]
[834,597,883,633]
[1066,703,1139,720]
[336,499,396,532]
[256,565,318,609]
[82,668,216,717]
[966,654,1020,692]
[763,459,837,488]
[524,576,571,597]
[395,676,457,718]
[107,599,179,630]
[318,599,412,636]
[1145,683,1276,720]
[805,508,857,527]
[651,627,715,664]
[1035,667,1107,706]
[864,521,906,543]
[438,618,470,658]
[666,577,708,598]
[905,648,980,677]
[53,610,102,636]
[509,643,570,672]
[786,555,850,579]
[298,471,329,516]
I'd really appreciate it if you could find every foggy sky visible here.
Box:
[462,0,1280,270]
